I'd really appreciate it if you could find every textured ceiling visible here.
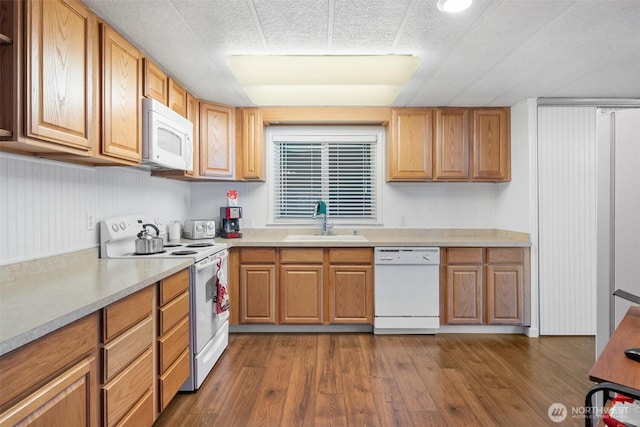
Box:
[82,0,640,107]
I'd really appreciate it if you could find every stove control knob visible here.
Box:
[119,221,126,230]
[111,223,119,232]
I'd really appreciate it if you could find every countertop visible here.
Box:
[0,252,192,356]
[0,227,529,357]
[216,227,531,247]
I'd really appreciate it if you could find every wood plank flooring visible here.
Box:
[155,333,595,427]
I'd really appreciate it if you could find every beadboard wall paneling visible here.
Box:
[0,154,190,266]
[537,106,597,335]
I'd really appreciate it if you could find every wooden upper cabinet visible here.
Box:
[25,0,97,151]
[168,78,187,117]
[471,108,510,181]
[142,58,168,104]
[434,108,469,180]
[199,101,235,179]
[388,108,434,181]
[237,108,264,181]
[100,23,142,164]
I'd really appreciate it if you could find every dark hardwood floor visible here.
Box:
[155,333,594,427]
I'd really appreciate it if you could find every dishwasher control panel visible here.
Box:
[374,247,440,265]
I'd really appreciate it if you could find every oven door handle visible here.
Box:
[195,249,229,272]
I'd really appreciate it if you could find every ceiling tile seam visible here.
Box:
[327,0,335,51]
[168,0,249,102]
[449,0,578,106]
[247,0,269,51]
[487,4,640,105]
[405,0,503,105]
[391,0,418,51]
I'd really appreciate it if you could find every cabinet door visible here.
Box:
[26,0,97,151]
[0,357,97,427]
[238,108,264,181]
[471,108,510,181]
[279,265,323,324]
[142,58,167,104]
[445,265,483,324]
[434,108,469,180]
[100,23,141,163]
[486,264,523,325]
[240,264,276,323]
[168,78,187,117]
[388,108,434,181]
[328,265,373,324]
[199,102,235,179]
[185,93,198,176]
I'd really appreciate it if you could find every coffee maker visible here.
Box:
[220,207,242,238]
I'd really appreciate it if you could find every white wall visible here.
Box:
[0,153,190,266]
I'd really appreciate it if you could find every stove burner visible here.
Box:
[133,250,167,256]
[163,244,183,248]
[171,250,198,256]
[186,243,214,248]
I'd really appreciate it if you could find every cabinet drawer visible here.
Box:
[103,287,153,342]
[102,348,153,427]
[158,317,190,374]
[159,290,189,335]
[487,247,523,264]
[328,248,372,264]
[0,313,98,408]
[114,389,153,427]
[445,248,483,264]
[159,269,189,305]
[280,248,324,263]
[158,349,190,412]
[240,248,276,264]
[102,316,152,383]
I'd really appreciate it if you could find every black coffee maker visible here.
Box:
[220,207,242,238]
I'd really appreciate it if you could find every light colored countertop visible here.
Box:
[0,227,528,357]
[217,227,531,247]
[0,250,192,356]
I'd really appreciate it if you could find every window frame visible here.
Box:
[266,125,384,226]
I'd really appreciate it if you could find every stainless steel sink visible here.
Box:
[283,234,368,242]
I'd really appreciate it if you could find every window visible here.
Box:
[268,126,382,224]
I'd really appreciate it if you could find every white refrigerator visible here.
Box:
[596,108,640,355]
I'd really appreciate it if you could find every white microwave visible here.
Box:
[142,98,193,170]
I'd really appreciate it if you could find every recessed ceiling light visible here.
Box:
[227,55,420,106]
[437,0,472,13]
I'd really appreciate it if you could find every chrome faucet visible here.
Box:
[312,200,332,235]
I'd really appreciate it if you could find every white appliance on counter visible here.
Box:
[100,215,229,391]
[374,247,440,334]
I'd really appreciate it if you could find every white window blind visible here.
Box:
[271,130,378,222]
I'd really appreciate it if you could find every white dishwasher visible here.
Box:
[374,247,440,334]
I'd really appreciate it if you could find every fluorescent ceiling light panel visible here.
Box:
[227,55,420,106]
[243,85,403,107]
[437,0,472,13]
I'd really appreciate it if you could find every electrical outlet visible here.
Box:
[400,216,408,226]
[86,212,95,230]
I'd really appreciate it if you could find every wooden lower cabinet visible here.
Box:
[157,269,190,412]
[0,314,98,427]
[328,248,373,324]
[100,287,153,427]
[442,247,529,326]
[238,248,277,324]
[280,264,323,324]
[235,247,374,326]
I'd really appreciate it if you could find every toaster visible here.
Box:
[182,220,216,239]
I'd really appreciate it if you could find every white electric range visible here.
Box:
[100,215,229,391]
